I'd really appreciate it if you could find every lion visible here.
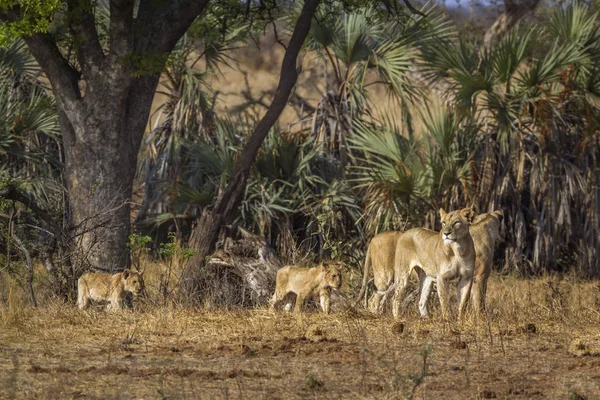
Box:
[415,209,504,318]
[353,231,403,312]
[271,262,343,314]
[469,210,503,313]
[391,208,476,320]
[77,269,145,311]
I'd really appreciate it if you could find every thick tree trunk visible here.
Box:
[0,0,210,274]
[58,75,156,272]
[181,0,321,302]
[60,104,129,271]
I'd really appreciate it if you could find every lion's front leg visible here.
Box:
[418,273,435,318]
[294,292,306,313]
[369,292,385,314]
[471,274,484,315]
[472,267,491,315]
[77,289,89,310]
[108,293,123,311]
[319,289,331,314]
[456,275,473,321]
[436,276,450,320]
[391,272,409,319]
[270,290,282,311]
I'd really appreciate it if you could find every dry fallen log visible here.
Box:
[198,228,282,307]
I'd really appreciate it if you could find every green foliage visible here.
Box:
[158,232,197,260]
[128,1,599,276]
[417,2,600,274]
[311,197,345,259]
[0,0,64,46]
[0,36,61,208]
[122,50,169,78]
[308,2,453,112]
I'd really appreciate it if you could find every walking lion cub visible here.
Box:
[77,269,145,311]
[271,262,343,314]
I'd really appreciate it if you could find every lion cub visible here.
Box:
[392,208,476,320]
[77,269,145,311]
[271,262,343,314]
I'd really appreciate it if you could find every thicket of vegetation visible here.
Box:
[1,0,599,304]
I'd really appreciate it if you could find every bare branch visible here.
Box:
[380,0,426,17]
[11,232,38,307]
[0,184,62,239]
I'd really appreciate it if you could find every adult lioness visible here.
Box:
[392,208,476,320]
[77,269,145,311]
[469,210,503,313]
[271,262,342,314]
[354,231,403,312]
[417,209,504,317]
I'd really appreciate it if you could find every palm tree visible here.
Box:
[305,2,453,171]
[0,37,65,300]
[419,2,600,275]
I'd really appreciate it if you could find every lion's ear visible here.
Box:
[122,270,129,279]
[138,269,145,276]
[493,209,504,222]
[460,207,477,223]
[439,208,447,219]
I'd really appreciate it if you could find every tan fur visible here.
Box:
[354,231,403,311]
[392,208,476,320]
[469,210,503,313]
[77,270,145,311]
[271,262,343,314]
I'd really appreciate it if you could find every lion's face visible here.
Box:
[324,266,343,289]
[439,208,474,244]
[122,270,145,296]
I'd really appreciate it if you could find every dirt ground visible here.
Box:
[2,276,600,400]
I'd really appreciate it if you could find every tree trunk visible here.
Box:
[58,77,156,272]
[483,0,541,47]
[181,0,321,302]
[0,0,210,274]
[60,102,131,271]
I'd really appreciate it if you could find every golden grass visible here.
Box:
[1,265,600,399]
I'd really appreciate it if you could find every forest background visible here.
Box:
[0,0,599,306]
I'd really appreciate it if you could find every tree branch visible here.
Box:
[380,0,425,17]
[134,0,210,55]
[484,0,541,47]
[0,184,62,239]
[67,0,105,75]
[182,0,321,302]
[123,1,211,156]
[215,0,320,219]
[108,0,135,61]
[0,7,81,106]
[11,233,38,307]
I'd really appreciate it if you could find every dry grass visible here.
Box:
[1,266,600,399]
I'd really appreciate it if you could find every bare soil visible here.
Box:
[2,287,600,400]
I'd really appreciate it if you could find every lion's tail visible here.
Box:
[353,245,372,308]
